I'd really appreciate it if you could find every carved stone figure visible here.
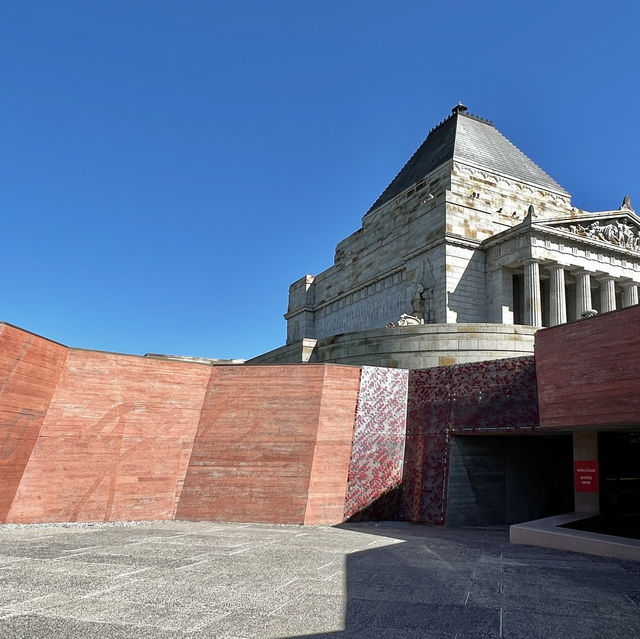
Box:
[564,218,640,251]
[396,313,424,326]
[411,285,425,318]
[621,195,632,210]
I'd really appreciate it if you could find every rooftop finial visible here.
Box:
[452,102,468,115]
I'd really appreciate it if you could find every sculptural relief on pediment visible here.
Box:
[552,218,640,252]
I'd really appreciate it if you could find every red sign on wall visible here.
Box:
[574,460,599,493]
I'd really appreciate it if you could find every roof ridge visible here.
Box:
[366,105,568,214]
[460,111,493,127]
[493,127,557,185]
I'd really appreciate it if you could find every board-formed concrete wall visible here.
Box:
[7,349,211,523]
[0,322,544,527]
[536,305,640,429]
[1,324,379,525]
[176,365,362,525]
[0,324,68,521]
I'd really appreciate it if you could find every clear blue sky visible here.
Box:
[2,1,639,359]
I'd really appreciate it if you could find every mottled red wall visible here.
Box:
[536,305,640,429]
[0,321,548,527]
[401,357,539,524]
[343,366,409,521]
[304,365,361,524]
[176,365,361,525]
[0,324,68,522]
[7,349,211,523]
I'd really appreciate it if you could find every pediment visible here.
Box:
[535,210,640,252]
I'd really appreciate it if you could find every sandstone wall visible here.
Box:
[252,324,536,370]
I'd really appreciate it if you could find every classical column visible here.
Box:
[523,260,542,327]
[548,265,567,326]
[622,281,639,308]
[574,270,593,318]
[599,276,616,313]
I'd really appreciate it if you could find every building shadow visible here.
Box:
[278,519,510,639]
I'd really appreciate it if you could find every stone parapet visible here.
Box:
[249,323,536,369]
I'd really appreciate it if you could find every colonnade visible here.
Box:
[522,261,639,327]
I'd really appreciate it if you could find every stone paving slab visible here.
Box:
[0,520,638,638]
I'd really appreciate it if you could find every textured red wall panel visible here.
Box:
[177,366,326,523]
[304,365,360,524]
[401,357,538,524]
[7,349,210,523]
[0,324,68,522]
[343,366,409,521]
[536,306,640,429]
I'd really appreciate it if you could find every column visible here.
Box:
[622,281,639,308]
[599,276,616,313]
[548,265,567,326]
[523,260,542,327]
[574,270,593,318]
[574,432,599,514]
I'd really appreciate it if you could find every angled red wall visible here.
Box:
[0,324,68,522]
[7,349,211,523]
[176,365,361,525]
[536,305,640,429]
[304,365,361,524]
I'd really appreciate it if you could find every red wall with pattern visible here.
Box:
[7,348,211,523]
[401,357,539,524]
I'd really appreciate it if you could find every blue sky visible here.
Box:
[2,1,639,359]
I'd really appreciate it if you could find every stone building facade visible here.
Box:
[251,105,640,368]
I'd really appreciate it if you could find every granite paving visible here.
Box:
[0,521,638,638]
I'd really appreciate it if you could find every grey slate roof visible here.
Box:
[368,108,568,212]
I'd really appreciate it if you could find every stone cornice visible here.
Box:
[452,161,571,200]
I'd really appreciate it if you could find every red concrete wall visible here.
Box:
[0,324,68,522]
[304,365,361,524]
[536,305,640,429]
[176,365,361,524]
[7,349,211,523]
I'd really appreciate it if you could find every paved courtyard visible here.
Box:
[0,520,638,638]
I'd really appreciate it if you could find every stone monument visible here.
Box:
[250,105,640,368]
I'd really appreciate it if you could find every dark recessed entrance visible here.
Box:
[598,431,640,537]
[446,434,574,526]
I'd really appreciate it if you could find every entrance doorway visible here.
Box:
[446,435,574,526]
[598,431,640,537]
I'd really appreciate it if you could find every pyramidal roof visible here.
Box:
[368,105,568,212]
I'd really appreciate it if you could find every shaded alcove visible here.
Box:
[445,434,574,526]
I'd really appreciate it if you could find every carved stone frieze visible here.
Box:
[560,218,640,251]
